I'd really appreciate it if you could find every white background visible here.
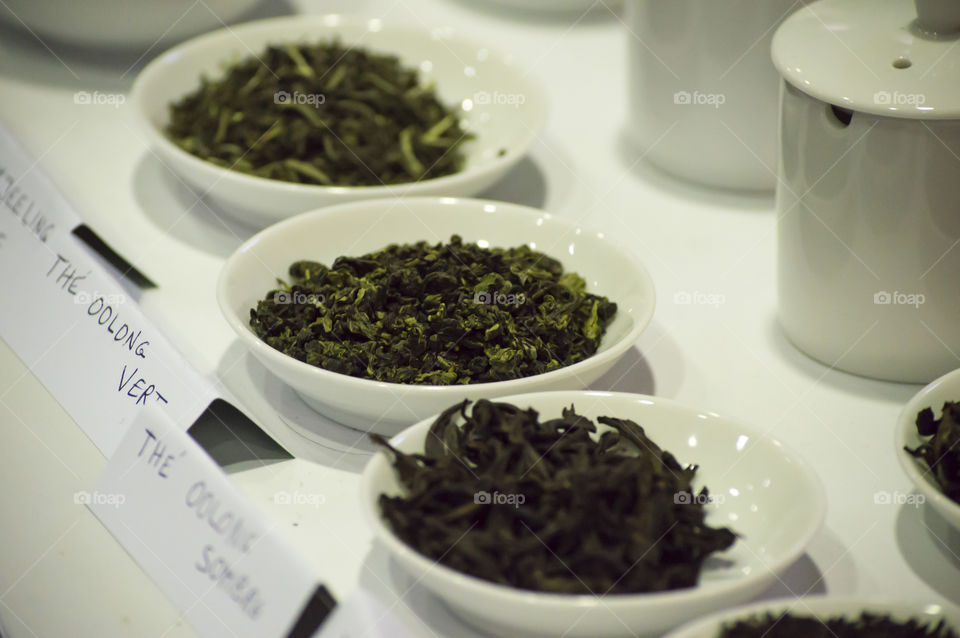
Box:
[0,0,958,636]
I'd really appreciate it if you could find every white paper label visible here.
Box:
[91,407,327,638]
[0,121,215,455]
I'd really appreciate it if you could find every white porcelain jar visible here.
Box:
[773,0,960,383]
[626,0,802,191]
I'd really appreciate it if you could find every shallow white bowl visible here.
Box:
[132,14,546,227]
[896,367,960,532]
[360,391,827,638]
[664,596,960,637]
[0,0,261,49]
[217,198,656,435]
[473,0,616,12]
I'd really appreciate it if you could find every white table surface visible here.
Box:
[1,1,959,637]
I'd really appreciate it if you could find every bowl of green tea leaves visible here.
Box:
[898,367,960,532]
[217,197,656,434]
[360,392,826,638]
[662,597,959,638]
[132,15,546,227]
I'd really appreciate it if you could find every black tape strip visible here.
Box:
[286,585,338,638]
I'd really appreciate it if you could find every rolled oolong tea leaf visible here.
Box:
[166,41,472,186]
[719,611,959,638]
[370,399,737,594]
[248,235,617,385]
[905,402,960,504]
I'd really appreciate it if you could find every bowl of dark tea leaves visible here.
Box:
[897,367,960,532]
[360,391,826,638]
[662,596,959,638]
[132,15,546,227]
[217,198,656,435]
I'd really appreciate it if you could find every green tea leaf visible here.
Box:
[249,236,618,385]
[166,41,473,187]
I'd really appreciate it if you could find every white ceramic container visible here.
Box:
[774,0,960,383]
[361,391,826,638]
[0,0,261,49]
[625,0,802,191]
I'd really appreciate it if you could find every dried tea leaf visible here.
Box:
[905,402,960,504]
[166,41,472,187]
[372,399,737,595]
[249,236,617,385]
[720,612,958,637]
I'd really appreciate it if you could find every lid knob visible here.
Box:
[915,0,960,33]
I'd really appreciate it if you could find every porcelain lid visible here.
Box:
[772,0,960,119]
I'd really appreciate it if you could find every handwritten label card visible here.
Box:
[91,407,331,638]
[0,118,336,636]
[0,121,216,455]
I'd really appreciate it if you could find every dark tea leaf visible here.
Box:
[166,41,472,186]
[905,402,960,504]
[719,612,958,637]
[371,399,737,595]
[248,235,617,385]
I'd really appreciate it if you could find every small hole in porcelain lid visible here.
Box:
[893,57,912,69]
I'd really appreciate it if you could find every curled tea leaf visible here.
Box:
[249,236,617,385]
[720,612,958,638]
[905,402,960,504]
[372,399,737,595]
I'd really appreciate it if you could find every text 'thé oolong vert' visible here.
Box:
[166,41,472,187]
[248,235,618,385]
[372,399,738,594]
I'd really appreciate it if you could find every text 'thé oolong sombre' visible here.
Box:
[248,235,617,385]
[166,42,472,187]
[372,399,738,594]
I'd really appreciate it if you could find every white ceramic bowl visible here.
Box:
[132,15,546,227]
[0,0,261,49]
[664,596,960,637]
[896,367,960,531]
[217,198,656,435]
[473,0,617,12]
[360,391,827,638]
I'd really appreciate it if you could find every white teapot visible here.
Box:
[773,0,960,383]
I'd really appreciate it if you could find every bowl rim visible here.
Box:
[895,367,960,519]
[130,13,548,197]
[358,390,828,611]
[662,594,960,636]
[216,196,657,397]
